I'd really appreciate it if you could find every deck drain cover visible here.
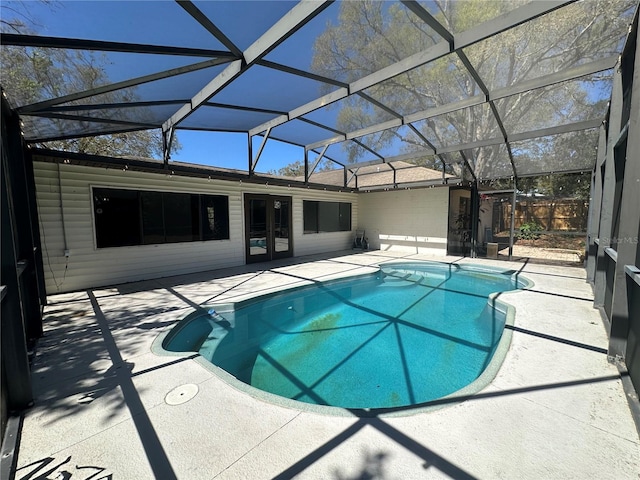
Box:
[165,384,198,405]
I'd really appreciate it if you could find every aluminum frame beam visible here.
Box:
[35,100,189,113]
[508,118,602,142]
[0,32,235,58]
[164,0,332,131]
[250,127,271,173]
[303,57,615,152]
[400,1,454,45]
[354,162,441,177]
[306,117,597,162]
[257,59,350,88]
[356,92,404,120]
[31,146,348,192]
[346,167,359,187]
[491,57,618,101]
[26,125,146,144]
[177,0,243,58]
[434,118,600,153]
[352,139,385,161]
[309,117,601,177]
[250,0,575,137]
[349,119,403,143]
[515,167,592,178]
[361,178,458,191]
[8,0,614,185]
[250,87,349,137]
[335,148,437,171]
[307,144,329,180]
[407,124,437,151]
[22,112,160,129]
[459,150,478,183]
[299,117,346,137]
[163,59,243,131]
[18,58,230,114]
[205,102,287,116]
[403,96,485,125]
[163,126,175,165]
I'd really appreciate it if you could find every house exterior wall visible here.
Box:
[33,159,357,295]
[357,187,449,255]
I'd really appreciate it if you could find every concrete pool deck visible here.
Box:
[12,250,640,479]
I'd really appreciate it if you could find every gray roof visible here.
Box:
[299,161,454,189]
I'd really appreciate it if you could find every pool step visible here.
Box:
[382,269,449,289]
[198,321,231,359]
[382,270,425,286]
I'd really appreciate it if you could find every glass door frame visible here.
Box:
[244,193,293,264]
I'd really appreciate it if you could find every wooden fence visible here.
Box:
[500,199,589,231]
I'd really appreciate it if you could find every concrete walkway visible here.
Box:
[14,251,640,479]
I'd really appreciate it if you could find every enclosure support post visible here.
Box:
[586,127,607,283]
[608,12,640,360]
[162,126,174,168]
[1,136,34,411]
[470,182,479,258]
[509,184,516,261]
[595,70,623,306]
[247,132,253,177]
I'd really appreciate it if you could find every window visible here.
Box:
[93,188,141,247]
[303,200,351,233]
[93,187,229,248]
[201,194,230,241]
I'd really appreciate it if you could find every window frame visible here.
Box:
[91,185,230,249]
[303,200,352,234]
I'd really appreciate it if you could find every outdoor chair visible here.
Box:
[353,230,369,250]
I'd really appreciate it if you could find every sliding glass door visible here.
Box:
[244,194,292,263]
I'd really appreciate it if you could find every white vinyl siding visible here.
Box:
[357,188,449,255]
[293,193,355,257]
[33,158,357,295]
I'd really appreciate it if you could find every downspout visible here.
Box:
[57,162,69,257]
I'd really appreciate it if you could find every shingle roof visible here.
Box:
[297,160,453,188]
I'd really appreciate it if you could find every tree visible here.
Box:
[269,159,306,177]
[516,172,590,199]
[311,0,634,179]
[269,158,335,177]
[0,2,180,158]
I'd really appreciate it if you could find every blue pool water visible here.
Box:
[163,262,526,410]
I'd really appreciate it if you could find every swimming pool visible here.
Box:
[159,262,530,413]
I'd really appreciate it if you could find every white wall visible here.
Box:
[357,188,449,255]
[34,159,357,295]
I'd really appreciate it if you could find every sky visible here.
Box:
[3,0,341,173]
[174,130,305,174]
[2,0,620,176]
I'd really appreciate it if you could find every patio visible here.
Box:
[14,250,639,479]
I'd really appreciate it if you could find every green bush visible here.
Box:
[517,221,543,240]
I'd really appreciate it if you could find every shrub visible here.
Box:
[517,221,543,240]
